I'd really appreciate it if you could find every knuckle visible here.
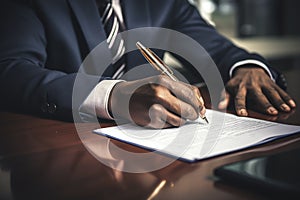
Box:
[274,99,284,106]
[149,104,164,120]
[243,82,258,91]
[226,80,235,88]
[227,82,245,94]
[150,85,168,102]
[268,87,277,93]
[185,88,194,99]
[172,101,181,113]
[234,95,246,101]
[154,91,167,103]
[282,95,292,102]
[263,86,276,95]
[263,103,273,109]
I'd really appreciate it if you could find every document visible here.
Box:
[94,110,300,162]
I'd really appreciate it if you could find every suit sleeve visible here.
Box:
[0,0,100,121]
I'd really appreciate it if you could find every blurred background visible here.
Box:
[169,0,300,96]
[192,0,300,59]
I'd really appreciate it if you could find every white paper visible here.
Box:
[94,110,300,161]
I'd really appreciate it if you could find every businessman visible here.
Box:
[0,0,296,128]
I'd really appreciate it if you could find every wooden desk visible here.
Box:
[1,69,300,200]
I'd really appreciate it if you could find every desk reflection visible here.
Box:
[0,124,198,200]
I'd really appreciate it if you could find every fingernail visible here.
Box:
[280,104,290,112]
[289,100,296,108]
[239,109,248,116]
[200,106,206,116]
[268,107,278,115]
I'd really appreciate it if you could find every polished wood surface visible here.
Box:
[1,67,300,200]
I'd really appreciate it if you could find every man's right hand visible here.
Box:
[108,75,205,128]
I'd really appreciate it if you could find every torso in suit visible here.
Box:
[0,0,283,121]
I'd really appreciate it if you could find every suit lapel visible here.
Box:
[67,0,153,76]
[67,0,106,51]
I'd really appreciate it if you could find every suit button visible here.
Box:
[41,103,50,113]
[48,103,57,114]
[278,74,287,89]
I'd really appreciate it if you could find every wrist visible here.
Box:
[230,60,275,81]
[108,81,125,119]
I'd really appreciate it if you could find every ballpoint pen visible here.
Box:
[136,41,209,124]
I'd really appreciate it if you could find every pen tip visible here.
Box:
[203,116,209,124]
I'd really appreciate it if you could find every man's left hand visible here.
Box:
[218,67,296,116]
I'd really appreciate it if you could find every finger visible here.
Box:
[147,104,170,129]
[165,111,187,127]
[159,93,199,121]
[193,87,207,117]
[234,86,248,116]
[157,76,202,113]
[218,89,230,110]
[274,85,297,109]
[262,86,291,112]
[147,104,186,128]
[177,84,203,112]
[250,89,278,115]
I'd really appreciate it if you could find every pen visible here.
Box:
[136,41,209,124]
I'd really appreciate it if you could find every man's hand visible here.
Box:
[218,67,296,116]
[108,75,205,128]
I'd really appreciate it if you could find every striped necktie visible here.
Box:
[99,0,126,79]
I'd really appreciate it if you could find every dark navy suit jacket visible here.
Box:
[0,0,285,121]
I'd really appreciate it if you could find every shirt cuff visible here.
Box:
[229,59,275,81]
[79,80,125,120]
